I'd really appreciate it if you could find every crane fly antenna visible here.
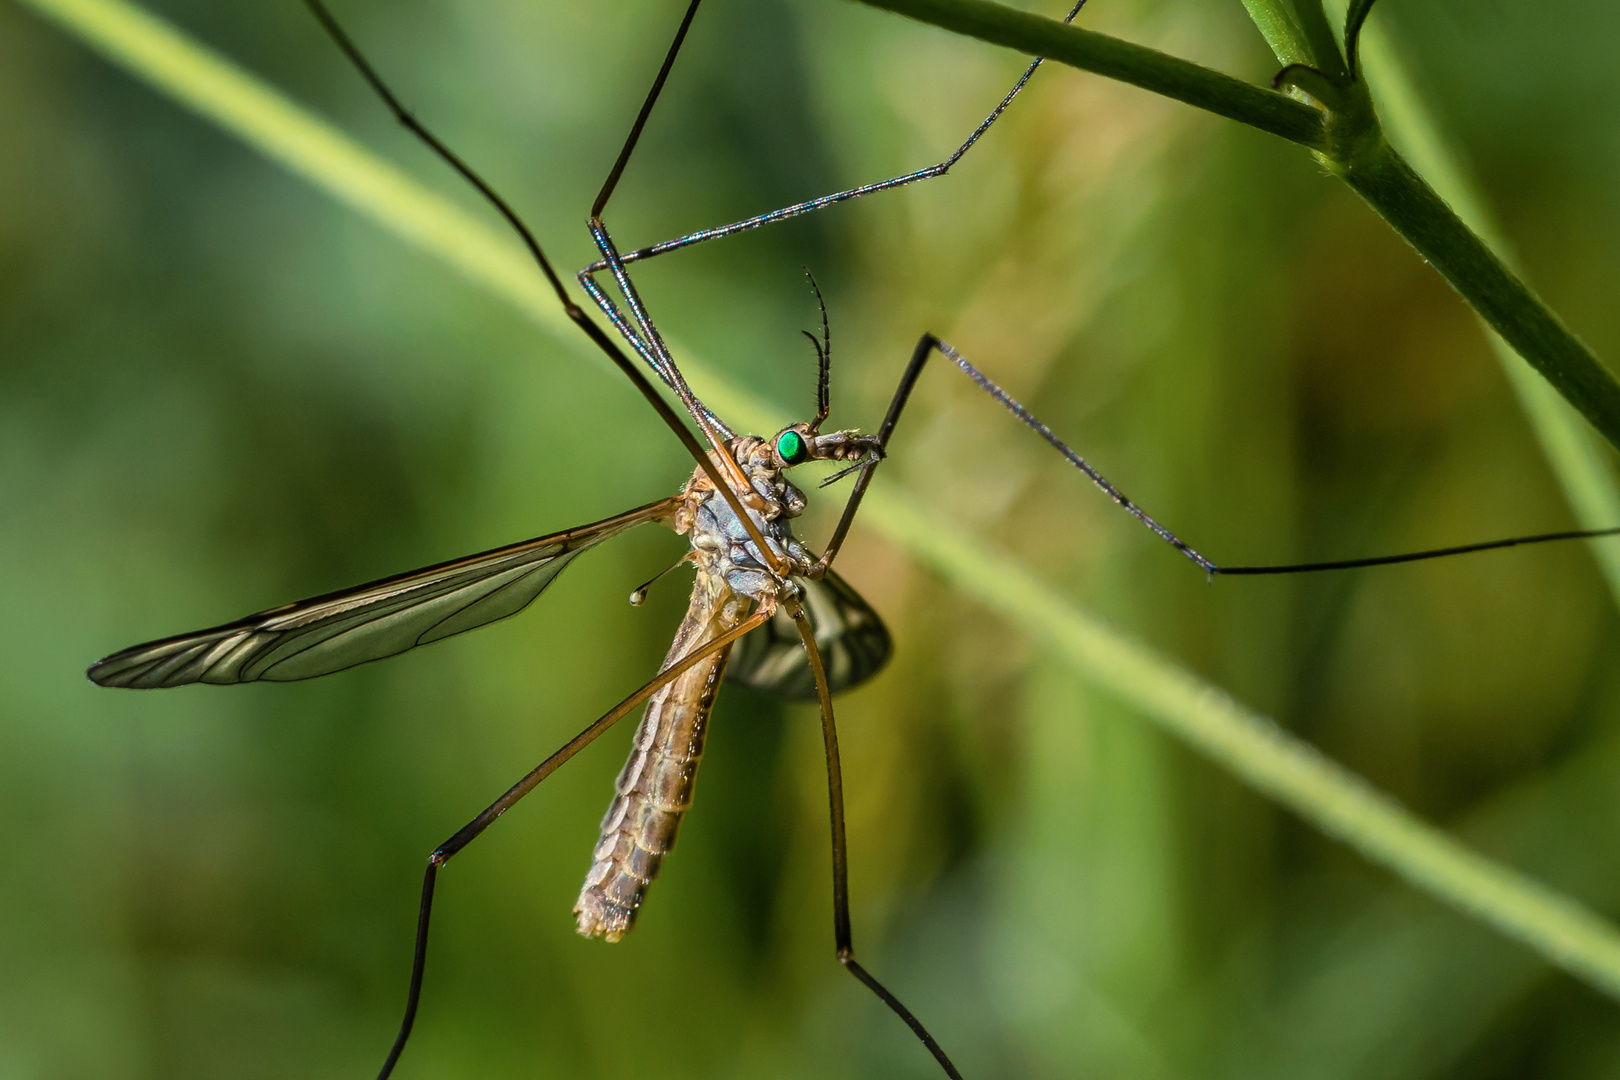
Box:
[800,325,835,433]
[593,0,705,218]
[302,0,792,587]
[803,268,832,430]
[799,330,830,429]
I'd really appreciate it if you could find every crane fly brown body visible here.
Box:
[89,428,889,942]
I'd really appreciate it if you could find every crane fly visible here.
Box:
[82,0,1620,1076]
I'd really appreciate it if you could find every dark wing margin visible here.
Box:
[726,570,891,701]
[89,497,681,688]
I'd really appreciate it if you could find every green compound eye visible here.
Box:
[776,429,809,465]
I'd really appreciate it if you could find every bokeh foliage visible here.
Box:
[4,0,1620,1077]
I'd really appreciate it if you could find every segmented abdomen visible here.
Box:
[574,573,743,941]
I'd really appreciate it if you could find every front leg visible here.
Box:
[799,334,939,578]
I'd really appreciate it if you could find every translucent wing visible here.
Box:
[726,570,891,701]
[89,497,681,688]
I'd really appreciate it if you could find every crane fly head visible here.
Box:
[768,422,884,492]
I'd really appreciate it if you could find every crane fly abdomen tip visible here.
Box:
[574,894,636,943]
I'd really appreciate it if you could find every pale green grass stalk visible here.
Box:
[19,0,1620,1003]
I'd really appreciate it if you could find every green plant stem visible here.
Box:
[1332,7,1620,610]
[1241,0,1620,499]
[852,0,1325,150]
[1239,0,1345,76]
[19,0,1620,1006]
[1334,138,1620,458]
[848,0,1620,456]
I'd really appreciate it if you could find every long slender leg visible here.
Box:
[809,325,1202,579]
[592,0,705,219]
[578,223,740,448]
[806,334,935,577]
[782,594,963,1080]
[574,0,730,428]
[929,337,1620,573]
[929,337,1217,571]
[576,0,1085,406]
[585,217,737,443]
[570,0,743,447]
[305,0,786,578]
[814,334,1620,579]
[583,0,1088,275]
[374,603,774,1080]
[573,240,738,452]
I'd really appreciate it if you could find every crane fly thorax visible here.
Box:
[671,428,883,600]
[677,456,807,603]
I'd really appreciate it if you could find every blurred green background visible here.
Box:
[5,0,1620,1076]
